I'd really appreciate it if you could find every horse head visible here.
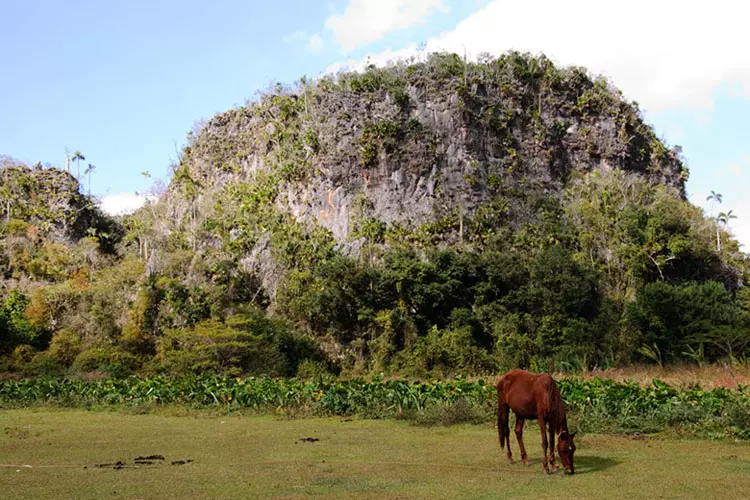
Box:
[557,430,577,474]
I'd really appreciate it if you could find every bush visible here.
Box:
[722,398,750,439]
[47,330,82,367]
[296,359,333,380]
[72,346,141,377]
[405,398,493,426]
[11,344,35,367]
[398,325,496,377]
[156,308,317,377]
[0,290,50,354]
[626,281,750,363]
[25,351,65,377]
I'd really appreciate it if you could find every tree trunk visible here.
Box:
[717,227,721,253]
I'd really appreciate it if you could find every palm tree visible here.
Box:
[84,163,96,197]
[71,151,85,181]
[706,190,723,218]
[716,210,737,252]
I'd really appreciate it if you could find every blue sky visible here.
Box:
[1,0,748,247]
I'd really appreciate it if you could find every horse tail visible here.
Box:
[497,380,509,448]
[547,377,566,433]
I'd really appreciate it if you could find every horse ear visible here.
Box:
[571,431,577,439]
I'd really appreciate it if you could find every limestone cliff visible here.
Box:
[153,52,688,297]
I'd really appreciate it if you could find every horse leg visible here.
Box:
[539,417,550,474]
[514,416,532,465]
[500,402,513,464]
[548,422,559,472]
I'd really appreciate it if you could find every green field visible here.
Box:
[2,409,750,499]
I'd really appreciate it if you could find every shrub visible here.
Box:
[405,398,493,427]
[296,359,334,380]
[25,351,65,377]
[156,308,317,377]
[47,329,82,367]
[402,325,496,376]
[72,346,141,377]
[626,281,750,363]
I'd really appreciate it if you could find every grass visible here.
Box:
[2,409,750,499]
[558,363,750,389]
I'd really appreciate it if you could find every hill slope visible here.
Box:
[159,53,690,295]
[1,52,748,377]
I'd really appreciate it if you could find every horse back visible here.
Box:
[497,370,559,421]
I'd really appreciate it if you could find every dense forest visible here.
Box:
[1,52,749,378]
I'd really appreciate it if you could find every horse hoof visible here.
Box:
[544,469,551,475]
[507,458,514,465]
[523,460,533,466]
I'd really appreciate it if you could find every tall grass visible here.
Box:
[1,374,748,438]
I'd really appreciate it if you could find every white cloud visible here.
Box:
[325,43,421,74]
[307,33,324,53]
[99,193,151,216]
[325,0,750,114]
[728,162,742,176]
[325,0,447,53]
[726,198,750,251]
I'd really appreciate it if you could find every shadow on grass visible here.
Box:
[573,455,620,475]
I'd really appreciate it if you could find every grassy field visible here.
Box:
[2,409,750,499]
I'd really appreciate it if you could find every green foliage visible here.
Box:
[0,290,49,354]
[426,52,466,80]
[2,375,750,439]
[0,163,122,250]
[72,346,143,377]
[155,308,318,377]
[358,120,400,167]
[565,170,733,303]
[2,52,748,377]
[121,277,162,354]
[46,329,82,367]
[626,281,750,363]
[406,397,493,426]
[400,325,495,377]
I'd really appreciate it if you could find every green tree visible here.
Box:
[626,281,750,363]
[71,151,85,181]
[706,190,722,218]
[716,210,737,253]
[84,163,96,196]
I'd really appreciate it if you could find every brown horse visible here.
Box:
[496,369,576,474]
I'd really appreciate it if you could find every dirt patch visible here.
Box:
[96,461,126,470]
[92,455,191,470]
[4,426,33,439]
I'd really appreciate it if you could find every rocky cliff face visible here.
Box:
[0,161,104,242]
[154,52,688,297]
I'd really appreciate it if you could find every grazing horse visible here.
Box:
[496,369,576,474]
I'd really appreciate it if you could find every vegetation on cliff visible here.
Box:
[1,52,748,378]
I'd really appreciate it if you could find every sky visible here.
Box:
[1,0,749,248]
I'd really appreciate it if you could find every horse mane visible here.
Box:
[547,379,568,434]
